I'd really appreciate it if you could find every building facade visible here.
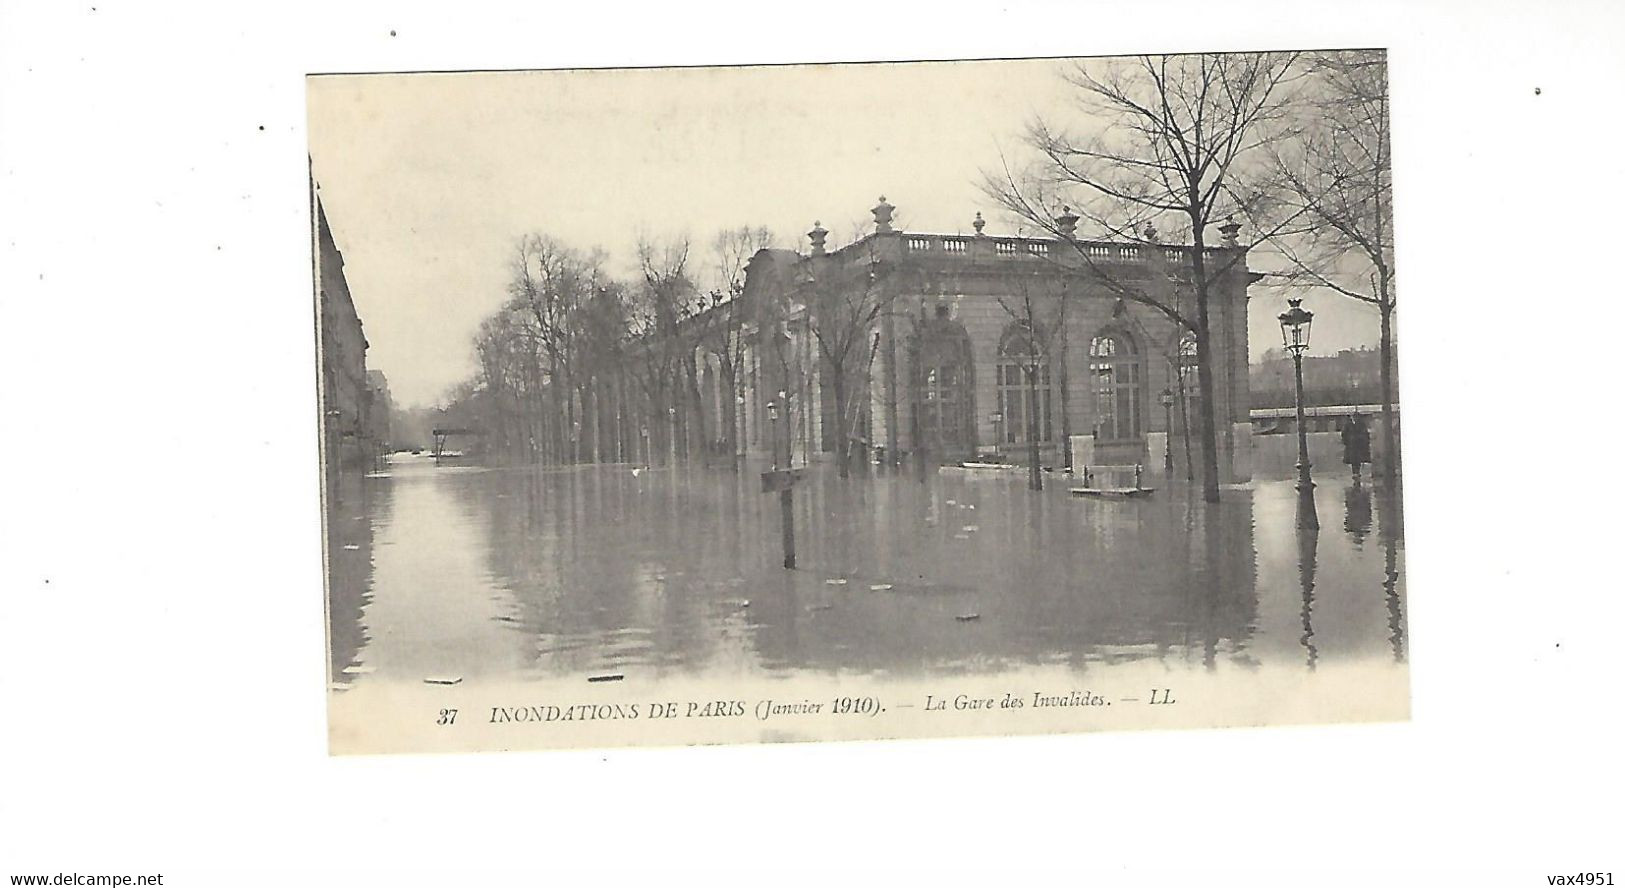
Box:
[314,192,385,499]
[705,199,1256,480]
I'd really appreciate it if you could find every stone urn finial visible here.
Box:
[1218,215,1242,247]
[972,211,986,236]
[808,220,828,255]
[1056,205,1080,239]
[872,196,895,233]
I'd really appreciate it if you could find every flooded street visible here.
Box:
[326,456,1406,689]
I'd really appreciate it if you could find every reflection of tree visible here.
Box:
[1377,484,1405,662]
[457,467,780,675]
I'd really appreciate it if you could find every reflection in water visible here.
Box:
[1297,527,1319,670]
[324,455,1408,685]
[1378,482,1406,663]
[1344,482,1372,548]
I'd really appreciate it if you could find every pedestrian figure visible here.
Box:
[1341,413,1372,483]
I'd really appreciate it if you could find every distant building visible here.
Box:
[366,369,393,452]
[314,189,384,498]
[1248,346,1400,454]
[1251,345,1388,411]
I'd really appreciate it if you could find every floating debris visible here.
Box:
[953,533,970,540]
[423,675,463,686]
[342,544,360,551]
[341,664,374,675]
[825,578,848,586]
[955,613,981,622]
[962,525,979,532]
[328,682,350,692]
[587,673,625,683]
[807,603,833,612]
[869,583,893,591]
[946,499,957,506]
[494,615,519,623]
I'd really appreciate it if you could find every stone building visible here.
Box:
[365,369,393,452]
[706,198,1257,480]
[314,191,384,497]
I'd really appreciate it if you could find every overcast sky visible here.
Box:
[308,58,1384,408]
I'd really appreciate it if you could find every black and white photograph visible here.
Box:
[9,2,1624,882]
[311,51,1409,754]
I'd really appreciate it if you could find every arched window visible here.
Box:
[1090,332,1142,440]
[997,325,1052,444]
[915,309,975,454]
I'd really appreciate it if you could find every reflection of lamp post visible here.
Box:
[768,393,796,569]
[1158,388,1175,475]
[1279,298,1318,530]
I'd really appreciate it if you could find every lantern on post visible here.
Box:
[1278,298,1318,529]
[1158,388,1176,474]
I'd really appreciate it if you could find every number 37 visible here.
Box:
[436,708,458,726]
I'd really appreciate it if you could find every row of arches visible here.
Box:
[916,318,1202,456]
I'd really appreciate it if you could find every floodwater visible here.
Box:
[325,455,1406,688]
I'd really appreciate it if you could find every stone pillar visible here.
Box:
[1146,432,1170,477]
[808,221,828,256]
[1056,206,1079,240]
[872,196,895,234]
[1230,421,1254,483]
[1069,434,1095,472]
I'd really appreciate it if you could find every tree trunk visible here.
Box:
[1026,368,1042,491]
[884,313,900,469]
[720,364,739,469]
[832,375,850,479]
[1379,289,1397,482]
[1058,329,1073,471]
[1189,224,1223,504]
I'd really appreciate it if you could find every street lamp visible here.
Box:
[667,406,678,467]
[1278,297,1318,529]
[1158,388,1175,475]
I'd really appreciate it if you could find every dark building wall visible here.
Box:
[315,194,381,489]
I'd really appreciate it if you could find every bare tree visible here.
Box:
[509,234,610,464]
[803,239,908,479]
[1263,50,1397,480]
[985,52,1304,503]
[694,225,775,466]
[573,280,632,463]
[630,235,697,464]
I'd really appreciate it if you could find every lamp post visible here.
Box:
[1278,297,1318,530]
[1158,388,1175,476]
[768,392,796,569]
[667,406,678,467]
